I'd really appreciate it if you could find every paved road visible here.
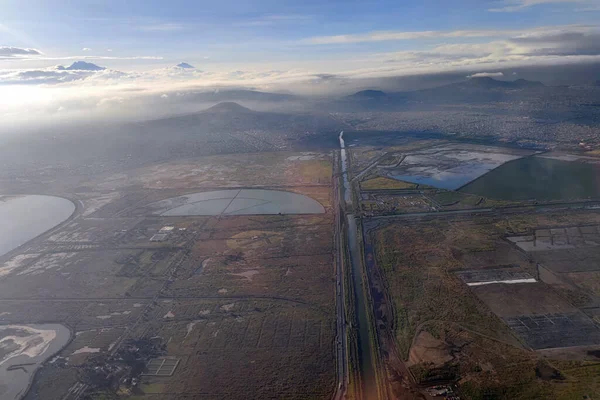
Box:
[333,151,349,400]
[366,200,600,223]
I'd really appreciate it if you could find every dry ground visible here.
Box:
[372,210,600,398]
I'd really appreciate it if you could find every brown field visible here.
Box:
[92,151,333,191]
[0,150,336,400]
[360,177,418,191]
[370,210,600,398]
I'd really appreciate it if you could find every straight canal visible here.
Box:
[339,131,379,399]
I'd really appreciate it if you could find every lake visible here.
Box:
[0,195,75,257]
[460,156,600,201]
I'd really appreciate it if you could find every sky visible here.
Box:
[1,0,600,127]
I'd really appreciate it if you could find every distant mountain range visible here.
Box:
[185,89,298,104]
[57,61,106,71]
[203,102,254,113]
[176,62,195,69]
[340,77,549,109]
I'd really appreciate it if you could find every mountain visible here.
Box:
[463,77,544,89]
[191,89,297,103]
[176,62,195,69]
[57,61,106,71]
[203,102,253,113]
[348,90,388,99]
[336,77,549,110]
[133,101,340,154]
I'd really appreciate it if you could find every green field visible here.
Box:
[461,156,600,201]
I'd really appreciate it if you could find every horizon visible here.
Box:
[1,0,600,128]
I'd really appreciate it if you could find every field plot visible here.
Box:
[382,143,533,189]
[509,225,600,252]
[361,193,434,214]
[371,211,600,397]
[0,250,160,298]
[360,176,418,190]
[131,296,335,399]
[97,151,332,190]
[471,282,600,349]
[0,146,336,400]
[41,217,143,246]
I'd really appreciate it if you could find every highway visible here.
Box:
[333,151,349,400]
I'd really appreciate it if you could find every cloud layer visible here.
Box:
[0,46,42,59]
[1,23,600,130]
[489,0,585,12]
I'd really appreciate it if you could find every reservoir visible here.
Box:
[461,156,600,201]
[0,195,75,257]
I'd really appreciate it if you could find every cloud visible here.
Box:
[489,0,585,12]
[0,68,96,85]
[0,45,161,61]
[34,55,163,61]
[509,30,600,56]
[0,46,42,59]
[303,24,594,45]
[137,23,185,32]
[467,72,505,78]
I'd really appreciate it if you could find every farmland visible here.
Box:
[368,211,600,398]
[0,151,337,400]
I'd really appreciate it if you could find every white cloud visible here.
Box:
[489,0,586,12]
[96,96,124,107]
[303,24,595,44]
[467,72,505,78]
[82,48,91,51]
[0,46,42,59]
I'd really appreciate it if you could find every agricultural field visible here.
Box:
[0,150,336,400]
[360,177,418,191]
[368,210,600,398]
[92,151,333,191]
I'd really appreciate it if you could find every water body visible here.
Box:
[391,162,500,190]
[148,189,325,216]
[461,156,600,201]
[346,215,378,398]
[339,132,377,397]
[0,324,71,400]
[388,145,526,190]
[0,196,75,258]
[339,131,352,205]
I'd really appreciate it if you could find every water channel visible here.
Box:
[339,131,378,398]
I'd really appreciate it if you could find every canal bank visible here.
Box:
[339,131,384,399]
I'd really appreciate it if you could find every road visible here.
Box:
[333,151,349,400]
[365,199,600,224]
